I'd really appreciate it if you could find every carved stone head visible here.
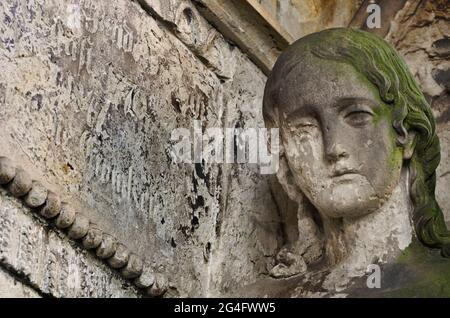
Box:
[263,28,450,256]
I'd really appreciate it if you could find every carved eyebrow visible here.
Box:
[283,97,378,118]
[284,106,316,120]
[335,97,379,111]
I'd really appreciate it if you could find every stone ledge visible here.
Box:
[0,188,143,297]
[137,0,240,80]
[0,265,41,298]
[193,0,289,75]
[0,154,173,297]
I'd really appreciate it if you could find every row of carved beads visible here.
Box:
[0,156,168,297]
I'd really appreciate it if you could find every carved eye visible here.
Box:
[344,110,373,127]
[298,122,317,129]
[295,122,318,135]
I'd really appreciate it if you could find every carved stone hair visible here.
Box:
[263,28,450,257]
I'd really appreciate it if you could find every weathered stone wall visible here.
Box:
[257,0,362,40]
[0,0,280,297]
[0,267,41,298]
[0,0,448,298]
[0,189,141,297]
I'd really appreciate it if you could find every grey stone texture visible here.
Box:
[0,189,141,297]
[0,0,447,298]
[0,267,41,298]
[257,0,361,40]
[0,0,279,297]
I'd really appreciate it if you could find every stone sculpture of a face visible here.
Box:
[279,55,403,219]
[263,28,450,257]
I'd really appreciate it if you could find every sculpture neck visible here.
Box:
[321,168,414,289]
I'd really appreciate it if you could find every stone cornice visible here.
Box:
[193,0,291,74]
[0,156,169,298]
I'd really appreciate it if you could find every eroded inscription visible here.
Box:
[0,190,141,298]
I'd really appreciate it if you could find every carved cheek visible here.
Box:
[302,137,323,165]
[288,131,321,162]
[289,133,325,186]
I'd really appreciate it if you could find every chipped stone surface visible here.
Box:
[1,0,446,298]
[0,0,279,297]
[0,189,141,297]
[258,0,361,40]
[0,268,41,298]
[139,0,238,79]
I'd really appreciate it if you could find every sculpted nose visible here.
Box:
[324,124,349,162]
[325,142,349,162]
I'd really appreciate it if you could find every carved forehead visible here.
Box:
[271,31,361,86]
[263,28,396,127]
[269,29,341,78]
[264,29,359,109]
[278,57,380,115]
[282,53,350,86]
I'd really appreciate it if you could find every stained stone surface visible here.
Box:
[257,0,361,40]
[0,189,141,297]
[0,0,447,298]
[0,268,41,298]
[0,0,279,297]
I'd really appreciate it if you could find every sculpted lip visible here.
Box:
[332,174,360,185]
[331,168,359,178]
[330,168,360,183]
